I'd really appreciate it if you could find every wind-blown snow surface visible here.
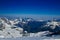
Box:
[0,36,60,40]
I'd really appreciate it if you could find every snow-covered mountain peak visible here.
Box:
[46,21,60,29]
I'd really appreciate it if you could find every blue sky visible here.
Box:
[0,0,60,17]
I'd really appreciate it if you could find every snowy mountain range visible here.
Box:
[0,17,60,38]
